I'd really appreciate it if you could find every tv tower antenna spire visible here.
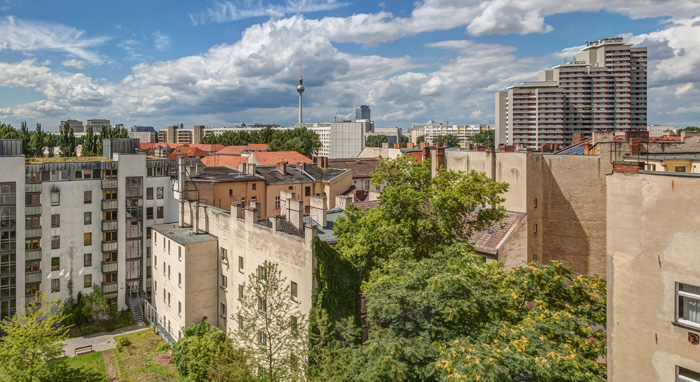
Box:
[296,52,305,125]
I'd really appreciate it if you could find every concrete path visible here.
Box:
[61,323,148,357]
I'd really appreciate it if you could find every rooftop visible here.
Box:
[200,155,247,168]
[151,223,217,245]
[252,151,313,166]
[255,163,349,185]
[327,158,380,178]
[470,212,525,255]
[189,166,264,183]
[304,208,345,244]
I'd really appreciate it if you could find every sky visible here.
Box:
[0,0,699,132]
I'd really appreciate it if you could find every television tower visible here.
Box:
[297,53,305,125]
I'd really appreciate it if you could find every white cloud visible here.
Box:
[153,31,170,51]
[0,16,109,64]
[62,59,86,69]
[190,0,349,25]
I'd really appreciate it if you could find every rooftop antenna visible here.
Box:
[296,51,305,125]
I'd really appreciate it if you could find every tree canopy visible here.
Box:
[201,126,321,158]
[433,134,460,147]
[365,134,388,147]
[469,130,495,150]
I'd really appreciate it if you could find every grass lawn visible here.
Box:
[112,329,180,382]
[68,313,135,338]
[64,351,108,381]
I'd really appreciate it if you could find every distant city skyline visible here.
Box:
[0,0,698,131]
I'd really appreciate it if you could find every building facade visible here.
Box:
[412,121,491,148]
[59,120,85,133]
[496,37,647,149]
[647,124,675,137]
[86,119,111,133]
[300,121,371,158]
[0,139,178,318]
[355,105,370,121]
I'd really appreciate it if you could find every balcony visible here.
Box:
[25,249,42,261]
[25,205,41,216]
[102,241,118,252]
[102,221,118,231]
[25,227,42,238]
[25,183,41,193]
[25,273,42,283]
[102,179,118,190]
[102,261,118,273]
[102,199,118,211]
[102,282,118,295]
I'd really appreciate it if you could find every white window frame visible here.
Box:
[677,282,700,329]
[678,366,700,382]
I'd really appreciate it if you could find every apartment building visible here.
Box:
[496,37,647,149]
[412,121,491,148]
[158,125,205,144]
[299,121,372,158]
[607,165,700,380]
[0,139,177,318]
[86,119,111,133]
[59,119,85,133]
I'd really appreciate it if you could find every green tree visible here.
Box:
[307,309,362,382]
[172,318,254,382]
[470,129,495,150]
[433,134,460,147]
[233,261,307,381]
[0,293,69,382]
[333,156,508,280]
[28,123,47,157]
[81,126,98,157]
[348,244,607,382]
[80,285,109,323]
[201,127,321,158]
[416,135,425,144]
[58,122,76,157]
[365,135,388,147]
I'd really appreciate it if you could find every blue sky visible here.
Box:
[0,0,699,131]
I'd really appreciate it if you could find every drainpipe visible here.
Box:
[178,157,185,227]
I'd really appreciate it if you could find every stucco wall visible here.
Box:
[497,215,528,269]
[607,172,700,381]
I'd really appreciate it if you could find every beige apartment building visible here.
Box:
[496,37,647,150]
[607,166,700,381]
[158,125,205,144]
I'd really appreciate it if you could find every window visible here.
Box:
[305,186,311,196]
[167,240,170,253]
[163,288,166,302]
[178,301,182,316]
[291,316,298,336]
[51,235,60,249]
[51,257,60,271]
[147,227,152,240]
[238,314,243,330]
[251,196,256,204]
[168,292,171,307]
[238,256,244,273]
[84,233,92,246]
[147,188,153,200]
[238,284,244,300]
[533,199,537,208]
[677,283,700,328]
[157,187,164,199]
[75,170,83,179]
[26,283,40,295]
[147,207,153,220]
[275,196,281,210]
[51,279,60,292]
[675,166,687,173]
[178,246,182,261]
[220,303,227,318]
[26,193,40,206]
[305,205,310,214]
[678,367,700,382]
[104,252,117,263]
[178,272,182,287]
[168,265,171,279]
[25,260,40,273]
[291,281,298,301]
[104,210,117,221]
[534,224,538,233]
[220,247,227,263]
[257,265,267,283]
[2,207,17,229]
[51,192,60,206]
[241,197,246,208]
[221,274,227,289]
[258,296,266,314]
[84,191,92,204]
[84,212,92,225]
[84,274,92,288]
[104,231,117,242]
[147,266,152,278]
[25,216,40,229]
[25,238,39,250]
[84,253,92,266]
[104,190,117,200]
[229,189,233,197]
[157,207,163,219]
[252,183,257,191]
[51,214,60,228]
[163,261,166,275]
[645,164,656,171]
[258,331,267,346]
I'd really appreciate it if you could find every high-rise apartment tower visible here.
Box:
[495,37,647,149]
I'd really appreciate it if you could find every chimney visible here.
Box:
[583,142,591,155]
[422,146,430,161]
[393,143,400,149]
[629,138,641,156]
[178,157,186,227]
[192,201,199,234]
[612,161,644,174]
[287,198,304,230]
[298,162,307,171]
[406,142,414,148]
[436,147,445,170]
[277,161,287,175]
[572,133,585,144]
[279,190,294,216]
[335,194,354,210]
[419,142,427,148]
[309,195,327,227]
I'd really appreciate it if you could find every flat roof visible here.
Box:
[151,223,217,245]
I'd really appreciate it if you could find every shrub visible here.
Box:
[115,336,130,350]
[157,343,170,352]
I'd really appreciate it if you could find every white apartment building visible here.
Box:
[0,139,178,319]
[412,121,492,148]
[299,121,371,158]
[86,119,111,133]
[496,37,647,149]
[647,124,675,137]
[203,124,286,137]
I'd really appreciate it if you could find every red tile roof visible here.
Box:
[166,147,210,159]
[201,155,247,168]
[216,146,247,155]
[190,144,226,152]
[327,158,380,178]
[252,151,312,166]
[246,143,269,151]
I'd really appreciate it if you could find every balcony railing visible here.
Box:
[25,273,42,283]
[25,205,41,216]
[102,199,118,211]
[102,221,118,231]
[102,261,118,273]
[25,227,42,238]
[102,282,118,295]
[25,249,42,261]
[25,183,42,193]
[102,241,118,252]
[102,179,118,190]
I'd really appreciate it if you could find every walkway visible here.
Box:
[61,323,148,357]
